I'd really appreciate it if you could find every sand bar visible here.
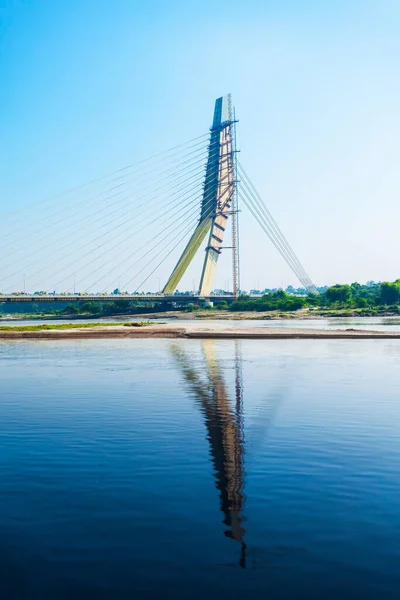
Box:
[1,322,400,340]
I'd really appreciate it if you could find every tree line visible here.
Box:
[2,280,400,317]
[227,280,400,312]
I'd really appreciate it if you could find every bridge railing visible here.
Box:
[0,294,242,303]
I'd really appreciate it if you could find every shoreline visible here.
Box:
[2,309,400,323]
[1,323,400,340]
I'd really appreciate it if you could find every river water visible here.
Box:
[1,338,400,598]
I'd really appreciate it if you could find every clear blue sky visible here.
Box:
[1,0,400,292]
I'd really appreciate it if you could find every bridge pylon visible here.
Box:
[163,94,239,296]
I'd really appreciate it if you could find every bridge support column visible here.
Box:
[163,94,237,296]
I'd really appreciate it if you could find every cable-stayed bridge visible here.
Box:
[0,94,315,304]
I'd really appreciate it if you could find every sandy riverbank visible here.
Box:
[1,322,400,340]
[3,308,399,323]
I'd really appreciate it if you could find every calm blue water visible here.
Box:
[1,339,400,598]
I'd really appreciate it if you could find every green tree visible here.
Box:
[380,282,400,305]
[325,284,352,304]
[306,291,319,306]
[355,297,368,308]
[214,300,228,310]
[63,304,80,314]
[113,300,129,312]
[81,301,101,314]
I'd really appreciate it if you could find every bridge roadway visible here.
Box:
[0,294,239,304]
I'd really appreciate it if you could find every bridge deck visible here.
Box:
[0,294,239,303]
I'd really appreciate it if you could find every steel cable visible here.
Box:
[0,132,210,222]
[238,164,314,287]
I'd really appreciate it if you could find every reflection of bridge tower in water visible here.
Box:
[170,340,246,566]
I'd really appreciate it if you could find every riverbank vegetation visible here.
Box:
[0,322,153,332]
[227,280,400,314]
[0,300,163,319]
[2,280,400,319]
